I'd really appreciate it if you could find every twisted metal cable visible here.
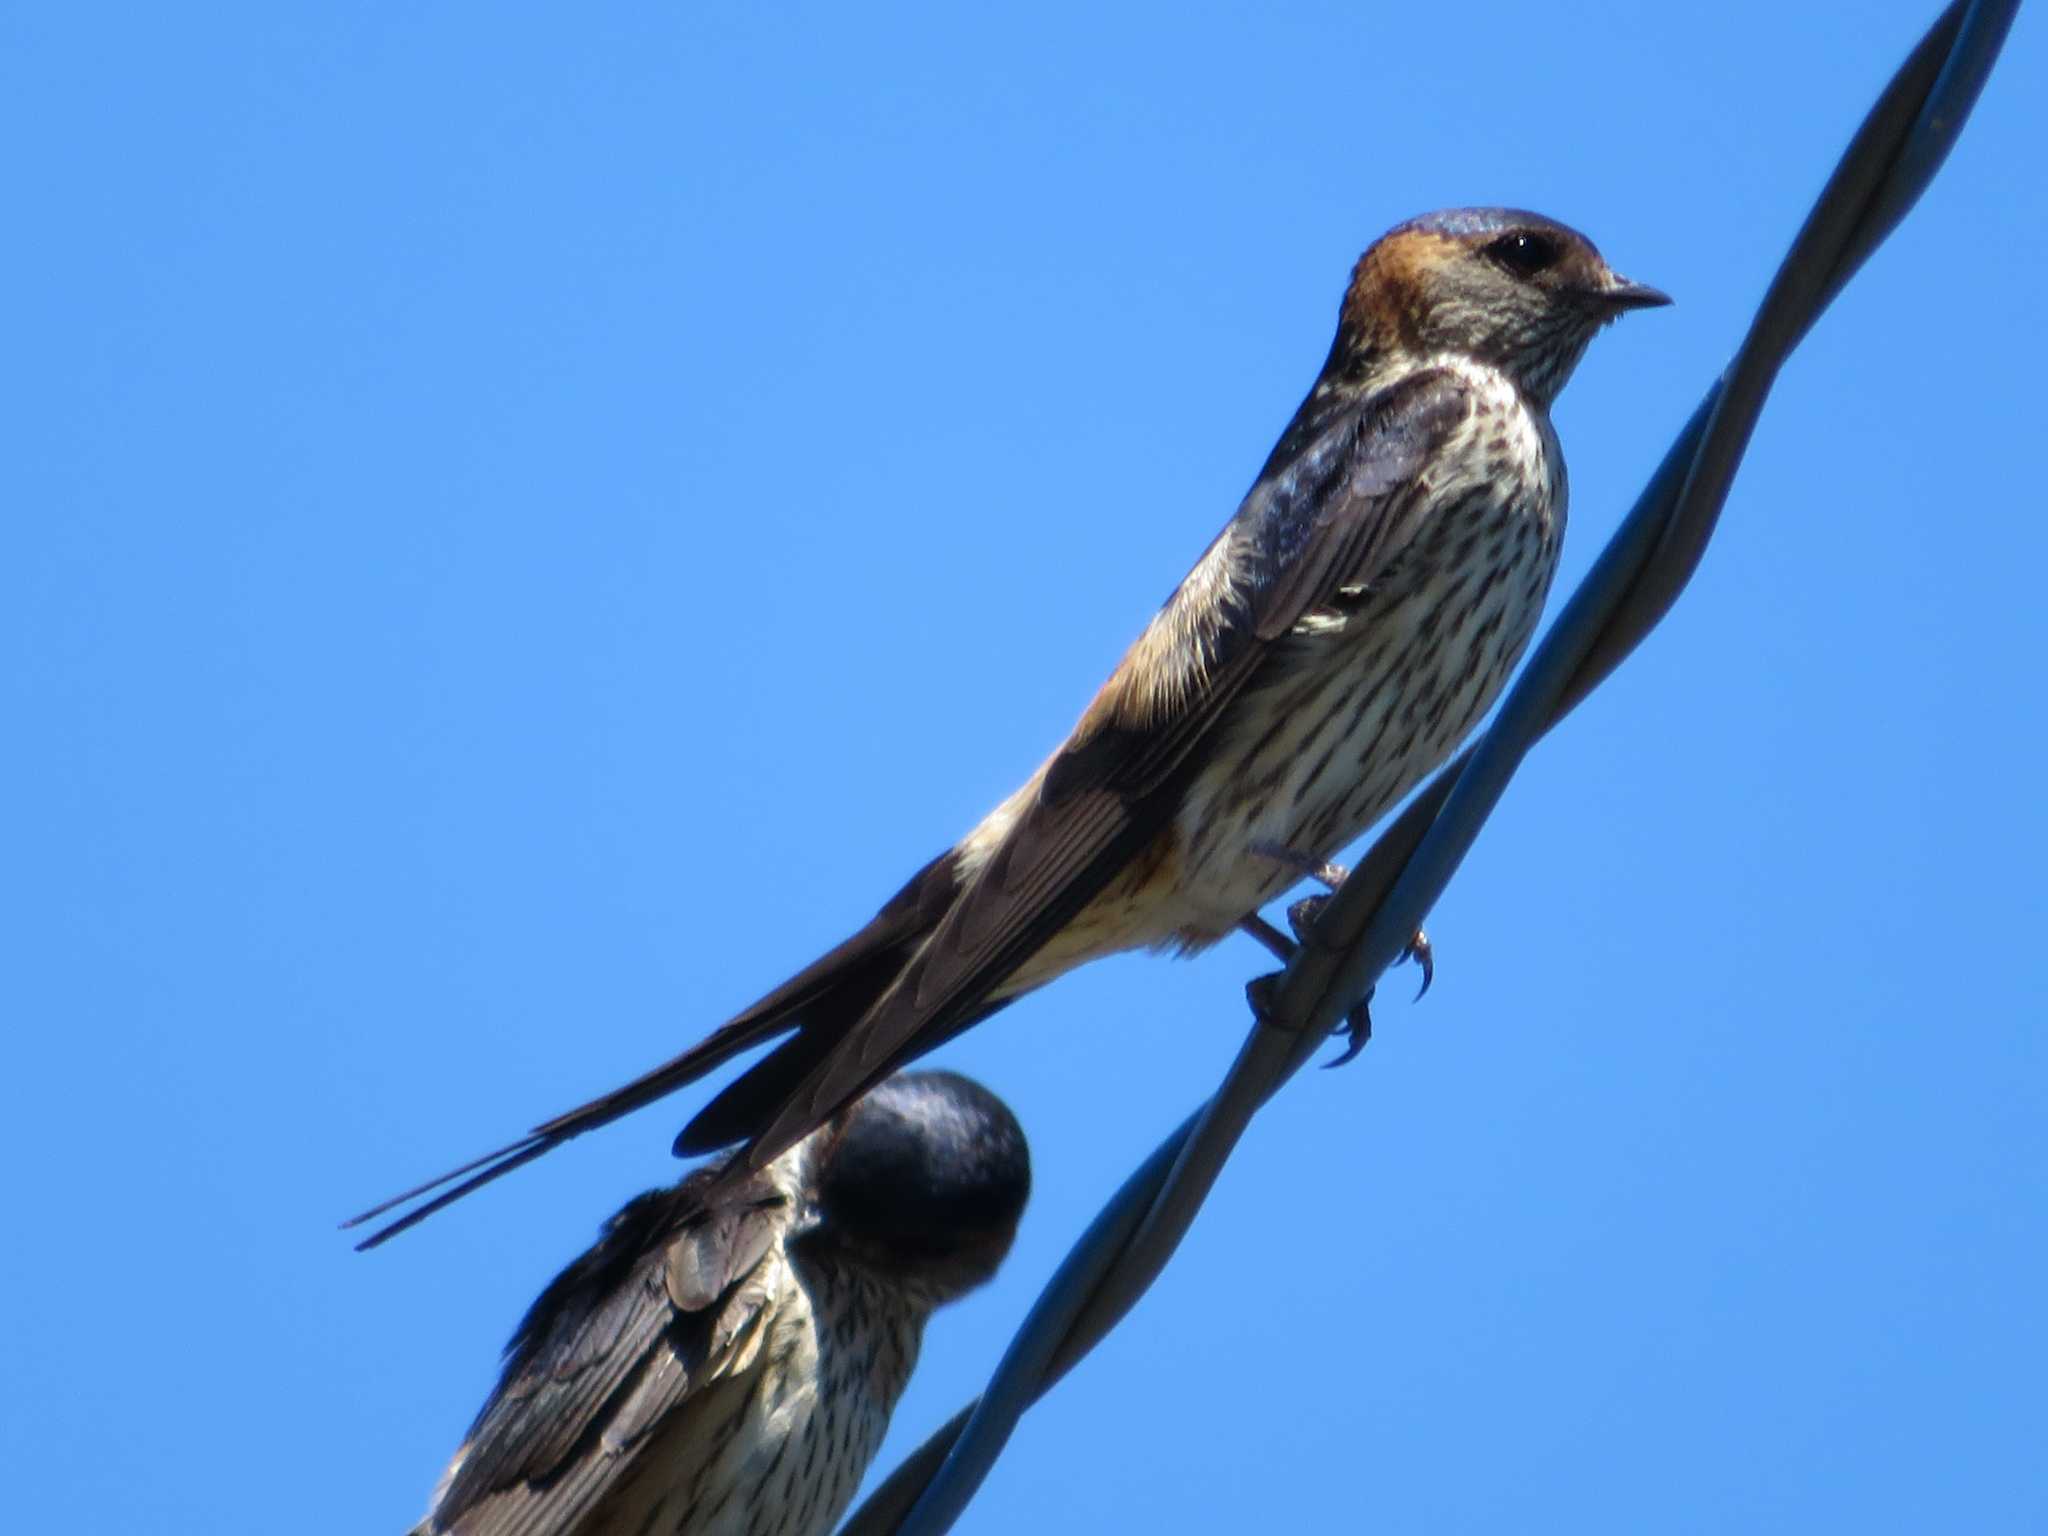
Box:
[840,4,2022,1529]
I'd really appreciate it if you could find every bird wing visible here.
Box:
[747,365,1476,1161]
[416,1166,790,1536]
[356,364,1476,1238]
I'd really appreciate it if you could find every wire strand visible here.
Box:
[838,4,2023,1531]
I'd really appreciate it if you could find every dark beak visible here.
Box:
[1602,274,1673,311]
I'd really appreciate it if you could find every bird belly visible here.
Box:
[991,372,1563,987]
[1166,477,1561,946]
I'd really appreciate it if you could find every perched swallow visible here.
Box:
[353,207,1666,1245]
[407,1071,1029,1536]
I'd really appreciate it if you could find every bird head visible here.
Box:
[1337,207,1669,406]
[800,1070,1031,1305]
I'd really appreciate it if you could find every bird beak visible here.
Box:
[1601,274,1673,311]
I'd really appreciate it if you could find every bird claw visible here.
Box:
[1241,845,1433,1063]
[1251,841,1352,949]
[1323,988,1374,1068]
[1286,892,1329,946]
[1247,971,1371,1067]
[1245,972,1282,1021]
[1406,927,1434,1000]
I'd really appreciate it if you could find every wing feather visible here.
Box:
[749,367,1476,1159]
[416,1167,790,1536]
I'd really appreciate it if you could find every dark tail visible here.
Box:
[344,852,959,1249]
[340,1012,791,1249]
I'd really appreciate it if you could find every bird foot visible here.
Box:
[1243,841,1434,1066]
[1244,971,1282,1019]
[1325,986,1377,1068]
[1243,970,1376,1061]
[1404,927,1435,1000]
[1318,925,1432,1064]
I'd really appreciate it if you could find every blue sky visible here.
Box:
[4,3,2043,1531]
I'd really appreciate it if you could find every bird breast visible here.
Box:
[1163,359,1567,944]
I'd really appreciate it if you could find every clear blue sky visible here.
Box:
[4,3,2042,1531]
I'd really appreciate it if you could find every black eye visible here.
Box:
[1486,231,1561,278]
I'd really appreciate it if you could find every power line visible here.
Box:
[838,3,2024,1530]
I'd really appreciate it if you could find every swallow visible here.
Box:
[406,1070,1029,1536]
[351,207,1667,1246]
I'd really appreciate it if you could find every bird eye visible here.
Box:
[1485,231,1561,278]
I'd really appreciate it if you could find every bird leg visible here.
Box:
[1242,955,1378,1061]
[1239,860,1376,1059]
[1241,841,1435,1066]
[1240,912,1298,964]
[1248,840,1433,990]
